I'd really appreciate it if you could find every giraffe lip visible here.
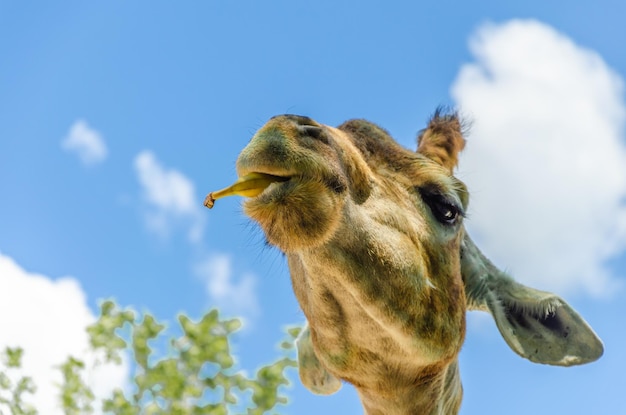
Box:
[240,169,295,200]
[238,167,295,183]
[243,172,291,182]
[238,166,294,179]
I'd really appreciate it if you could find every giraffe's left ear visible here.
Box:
[417,109,466,173]
[461,234,604,366]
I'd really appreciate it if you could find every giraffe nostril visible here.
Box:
[299,124,329,144]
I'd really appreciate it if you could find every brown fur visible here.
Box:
[231,111,603,414]
[237,112,468,414]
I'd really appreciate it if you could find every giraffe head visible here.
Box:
[210,111,603,413]
[235,112,468,252]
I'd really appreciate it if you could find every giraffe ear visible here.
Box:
[295,323,342,395]
[461,234,604,366]
[417,109,466,173]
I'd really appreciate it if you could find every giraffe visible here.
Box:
[206,111,604,415]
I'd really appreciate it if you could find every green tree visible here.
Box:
[0,301,299,415]
[0,347,37,415]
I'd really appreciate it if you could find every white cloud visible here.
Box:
[194,254,259,320]
[452,19,626,297]
[134,151,205,243]
[61,120,108,165]
[0,253,128,414]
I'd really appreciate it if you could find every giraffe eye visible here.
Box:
[436,203,459,224]
[417,186,463,226]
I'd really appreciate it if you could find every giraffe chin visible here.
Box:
[243,177,347,252]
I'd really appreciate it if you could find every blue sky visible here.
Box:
[1,1,626,414]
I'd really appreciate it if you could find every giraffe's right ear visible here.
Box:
[461,234,604,366]
[417,109,466,173]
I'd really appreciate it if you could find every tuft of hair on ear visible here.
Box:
[417,107,468,172]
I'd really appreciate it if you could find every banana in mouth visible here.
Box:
[204,172,289,209]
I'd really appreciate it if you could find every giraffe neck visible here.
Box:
[356,360,462,415]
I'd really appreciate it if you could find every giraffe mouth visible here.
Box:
[204,171,292,209]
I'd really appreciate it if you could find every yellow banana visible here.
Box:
[204,172,289,209]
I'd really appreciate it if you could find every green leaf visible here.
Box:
[4,347,24,369]
[2,302,300,414]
